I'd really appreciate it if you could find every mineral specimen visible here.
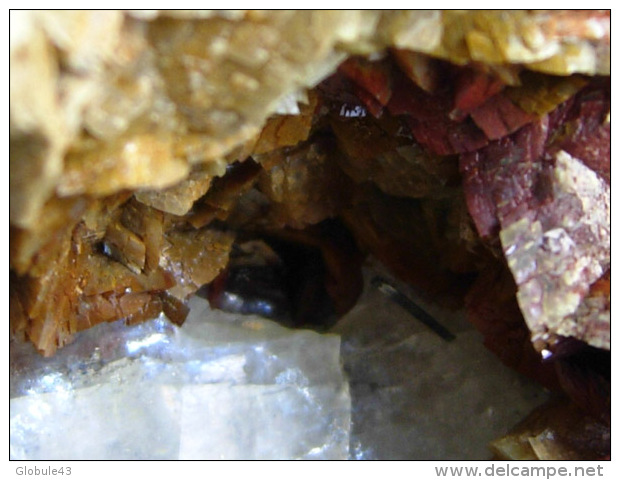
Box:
[10,296,351,460]
[10,10,611,460]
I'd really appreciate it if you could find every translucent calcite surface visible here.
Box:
[10,296,350,460]
[11,278,551,460]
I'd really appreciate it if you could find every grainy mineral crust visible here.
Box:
[500,151,610,350]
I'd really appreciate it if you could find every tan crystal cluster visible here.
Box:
[10,10,610,226]
[10,10,610,359]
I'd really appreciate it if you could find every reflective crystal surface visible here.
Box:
[333,268,549,460]
[10,296,351,460]
[10,268,549,460]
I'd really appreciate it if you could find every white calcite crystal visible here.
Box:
[10,296,350,460]
[10,271,550,460]
[332,272,549,460]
